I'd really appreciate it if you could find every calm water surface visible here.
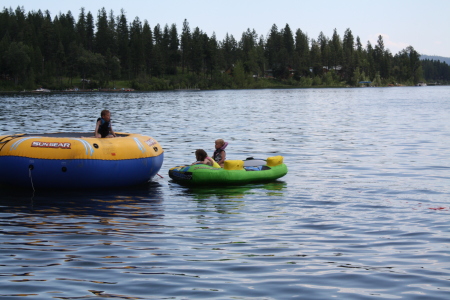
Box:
[0,87,449,299]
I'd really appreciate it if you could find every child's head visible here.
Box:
[215,139,225,149]
[101,110,111,121]
[195,149,208,161]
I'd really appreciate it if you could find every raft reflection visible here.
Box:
[0,181,165,218]
[182,180,287,200]
[175,181,287,215]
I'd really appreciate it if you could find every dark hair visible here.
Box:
[195,149,207,161]
[101,109,110,117]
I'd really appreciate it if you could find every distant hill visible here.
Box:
[420,55,450,65]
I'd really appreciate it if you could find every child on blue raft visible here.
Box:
[95,109,116,138]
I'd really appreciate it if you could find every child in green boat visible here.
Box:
[192,149,220,168]
[213,139,228,167]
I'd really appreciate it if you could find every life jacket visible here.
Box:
[213,142,228,163]
[97,117,111,138]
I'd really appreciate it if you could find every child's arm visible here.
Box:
[110,124,116,137]
[204,158,213,166]
[217,150,226,165]
[192,158,212,166]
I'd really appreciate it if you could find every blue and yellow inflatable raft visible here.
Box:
[0,132,164,189]
[169,156,287,185]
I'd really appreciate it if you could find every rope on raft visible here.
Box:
[29,166,35,192]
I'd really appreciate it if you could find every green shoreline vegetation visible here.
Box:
[1,6,449,92]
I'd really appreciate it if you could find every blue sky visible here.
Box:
[5,0,450,57]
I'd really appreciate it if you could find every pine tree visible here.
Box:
[76,8,86,48]
[295,29,310,76]
[130,17,144,77]
[330,28,343,70]
[205,32,219,79]
[222,33,237,71]
[5,41,31,85]
[142,20,153,76]
[282,24,294,65]
[107,10,117,55]
[310,39,322,76]
[95,8,109,56]
[180,19,191,74]
[169,24,179,74]
[265,24,281,72]
[239,28,258,75]
[85,11,94,52]
[116,9,130,79]
[40,10,56,77]
[342,28,355,82]
[151,24,164,77]
[190,27,204,75]
[317,31,329,69]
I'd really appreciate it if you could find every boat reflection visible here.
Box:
[183,181,287,199]
[182,181,287,215]
[0,181,165,218]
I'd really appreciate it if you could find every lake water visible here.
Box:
[1,87,449,299]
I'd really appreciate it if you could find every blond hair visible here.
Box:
[215,139,225,146]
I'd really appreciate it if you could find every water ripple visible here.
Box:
[1,87,450,299]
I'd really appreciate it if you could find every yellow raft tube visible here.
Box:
[0,132,164,189]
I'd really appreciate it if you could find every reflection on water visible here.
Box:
[177,181,288,215]
[1,182,165,216]
[1,87,450,299]
[178,181,287,199]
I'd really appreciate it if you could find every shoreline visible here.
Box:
[0,83,447,94]
[2,86,446,93]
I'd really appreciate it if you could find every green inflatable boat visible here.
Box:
[168,155,287,185]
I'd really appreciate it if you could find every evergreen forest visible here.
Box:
[1,6,449,91]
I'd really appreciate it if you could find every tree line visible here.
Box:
[421,59,450,83]
[1,6,449,91]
